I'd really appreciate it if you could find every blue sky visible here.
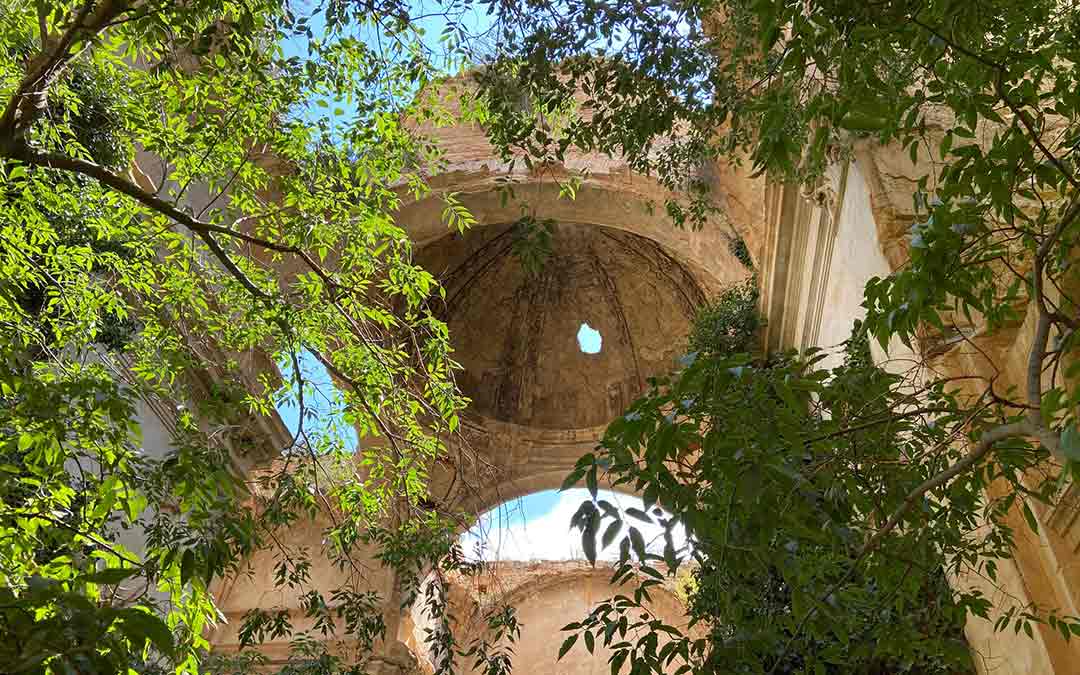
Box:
[577,322,602,354]
[460,488,687,561]
[276,349,358,451]
[278,0,496,133]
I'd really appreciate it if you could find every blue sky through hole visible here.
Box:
[577,322,602,354]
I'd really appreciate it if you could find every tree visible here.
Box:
[0,1,486,672]
[7,0,1080,673]
[464,0,1080,671]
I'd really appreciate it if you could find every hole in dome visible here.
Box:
[577,322,602,354]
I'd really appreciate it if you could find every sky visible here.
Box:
[276,349,358,452]
[459,488,688,562]
[278,0,497,133]
[577,322,603,354]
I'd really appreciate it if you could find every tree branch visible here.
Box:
[767,418,1037,675]
[6,146,277,299]
[858,420,1034,559]
[0,0,130,145]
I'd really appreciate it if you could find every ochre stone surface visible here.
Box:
[403,562,696,675]
[418,224,711,429]
[208,87,1080,675]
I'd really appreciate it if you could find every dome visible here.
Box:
[417,223,707,430]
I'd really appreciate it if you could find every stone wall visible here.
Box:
[758,147,1080,674]
[206,86,1080,674]
[402,561,694,675]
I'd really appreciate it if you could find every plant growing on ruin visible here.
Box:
[688,277,760,356]
[466,0,1080,671]
[565,329,1004,673]
[0,0,487,671]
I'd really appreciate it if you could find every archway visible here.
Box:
[211,103,756,669]
[402,486,693,675]
[403,562,694,675]
[457,488,686,563]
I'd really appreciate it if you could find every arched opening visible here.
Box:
[210,103,761,669]
[403,489,693,675]
[458,488,686,562]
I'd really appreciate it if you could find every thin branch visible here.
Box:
[6,146,277,299]
[36,0,49,46]
[995,70,1080,191]
[766,418,1036,675]
[861,421,1033,558]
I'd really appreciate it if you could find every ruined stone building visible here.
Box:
[191,94,1080,675]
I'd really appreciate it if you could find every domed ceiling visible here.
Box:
[417,223,707,430]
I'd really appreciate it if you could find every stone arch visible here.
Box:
[406,163,753,520]
[431,417,644,522]
[404,73,765,269]
[210,98,759,671]
[400,175,748,291]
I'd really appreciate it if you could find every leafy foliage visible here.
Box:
[564,332,1059,673]
[509,214,555,276]
[466,0,1080,672]
[688,277,760,356]
[0,0,488,672]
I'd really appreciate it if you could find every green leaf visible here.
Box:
[586,465,598,498]
[1022,501,1040,534]
[558,634,578,660]
[629,527,646,561]
[561,468,586,491]
[121,609,175,656]
[601,520,622,550]
[583,509,599,564]
[180,549,196,585]
[610,649,628,675]
[1061,423,1080,461]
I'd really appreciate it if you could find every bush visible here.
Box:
[688,277,760,355]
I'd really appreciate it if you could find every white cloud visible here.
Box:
[459,489,687,562]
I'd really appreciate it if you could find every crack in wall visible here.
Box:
[596,228,705,318]
[586,241,643,393]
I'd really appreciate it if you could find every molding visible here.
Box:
[758,162,848,355]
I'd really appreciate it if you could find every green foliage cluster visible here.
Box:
[510,214,555,276]
[564,335,1049,673]
[727,234,753,271]
[688,277,760,357]
[0,0,484,672]
[470,0,1080,672]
